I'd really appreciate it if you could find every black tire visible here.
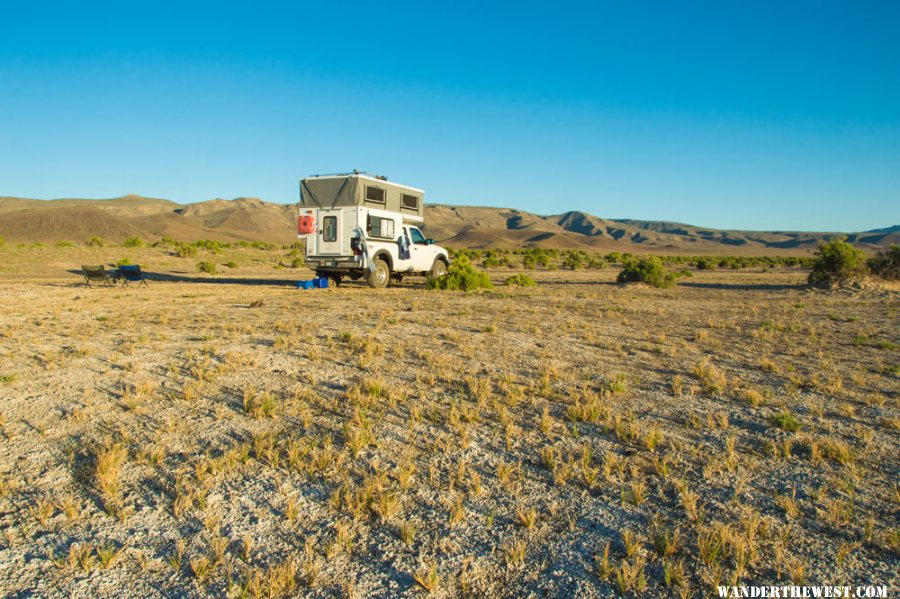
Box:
[430,258,449,278]
[367,258,390,288]
[330,275,343,287]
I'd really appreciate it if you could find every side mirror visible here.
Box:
[426,239,434,245]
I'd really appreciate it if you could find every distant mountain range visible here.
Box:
[0,195,896,254]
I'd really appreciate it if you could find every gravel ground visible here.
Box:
[0,253,897,597]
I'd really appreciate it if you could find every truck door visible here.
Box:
[408,226,433,271]
[317,209,342,255]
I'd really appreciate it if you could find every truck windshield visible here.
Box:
[409,227,427,245]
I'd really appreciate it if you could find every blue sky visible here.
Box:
[1,1,898,231]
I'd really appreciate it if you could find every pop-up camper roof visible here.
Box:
[300,173,425,220]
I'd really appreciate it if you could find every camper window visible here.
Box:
[401,194,419,210]
[365,186,386,205]
[323,216,337,242]
[367,215,395,240]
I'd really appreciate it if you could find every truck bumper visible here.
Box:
[306,257,365,271]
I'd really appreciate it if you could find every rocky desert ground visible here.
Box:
[0,243,897,597]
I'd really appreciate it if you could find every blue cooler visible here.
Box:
[297,280,316,290]
[314,277,329,289]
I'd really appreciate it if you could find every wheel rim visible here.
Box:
[435,262,447,277]
[376,264,388,285]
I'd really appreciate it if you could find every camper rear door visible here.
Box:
[317,208,344,255]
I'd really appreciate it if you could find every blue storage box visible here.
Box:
[297,280,316,290]
[314,277,329,289]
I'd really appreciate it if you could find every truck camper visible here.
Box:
[298,173,450,288]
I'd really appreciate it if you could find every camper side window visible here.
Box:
[323,216,337,242]
[365,186,386,205]
[367,215,395,240]
[401,194,419,210]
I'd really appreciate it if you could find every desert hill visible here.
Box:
[0,195,896,254]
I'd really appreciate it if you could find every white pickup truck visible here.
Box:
[298,173,450,288]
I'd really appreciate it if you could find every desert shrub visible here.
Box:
[449,247,481,261]
[482,249,511,268]
[504,273,536,287]
[808,236,866,287]
[153,236,176,248]
[195,239,229,254]
[0,235,4,247]
[224,261,238,269]
[522,248,552,269]
[116,258,132,266]
[562,250,587,270]
[86,236,105,247]
[770,412,802,432]
[175,242,197,258]
[196,261,217,275]
[694,257,717,270]
[55,240,75,248]
[427,256,492,291]
[586,255,606,269]
[617,256,677,288]
[285,247,304,269]
[122,236,144,248]
[235,240,275,251]
[868,244,900,280]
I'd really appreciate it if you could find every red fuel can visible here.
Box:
[297,213,316,235]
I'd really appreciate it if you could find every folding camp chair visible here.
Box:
[81,265,116,287]
[117,265,149,288]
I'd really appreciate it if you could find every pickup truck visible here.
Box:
[301,205,450,288]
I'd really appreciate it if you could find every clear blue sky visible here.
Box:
[1,1,898,231]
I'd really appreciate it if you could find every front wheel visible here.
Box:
[429,259,448,278]
[367,258,390,288]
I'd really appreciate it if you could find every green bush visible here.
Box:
[868,244,900,281]
[175,242,197,258]
[117,258,132,266]
[770,412,802,432]
[196,261,217,275]
[522,248,552,269]
[122,236,144,248]
[224,261,238,269]
[55,240,75,248]
[195,239,228,254]
[427,256,493,291]
[617,256,677,288]
[504,273,537,287]
[86,236,105,247]
[694,257,717,270]
[808,236,866,287]
[562,250,587,270]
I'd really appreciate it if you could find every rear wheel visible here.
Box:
[430,258,448,278]
[368,258,390,288]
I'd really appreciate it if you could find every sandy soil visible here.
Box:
[0,246,897,597]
